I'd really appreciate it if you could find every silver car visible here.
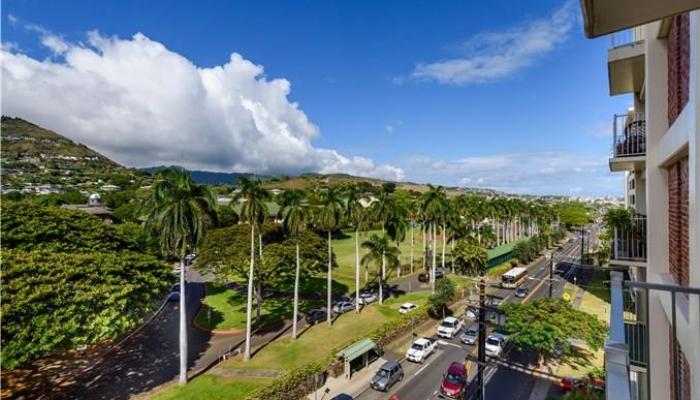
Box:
[460,324,479,345]
[358,292,377,304]
[370,360,403,392]
[332,301,354,315]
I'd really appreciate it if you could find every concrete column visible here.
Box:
[606,271,631,400]
[643,20,673,399]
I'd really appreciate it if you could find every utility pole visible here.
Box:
[580,228,585,264]
[548,253,554,298]
[477,278,486,400]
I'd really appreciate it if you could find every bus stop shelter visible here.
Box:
[336,338,378,379]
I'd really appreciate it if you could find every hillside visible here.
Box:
[141,166,265,185]
[1,117,122,183]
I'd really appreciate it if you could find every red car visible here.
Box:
[439,362,467,399]
[559,376,605,395]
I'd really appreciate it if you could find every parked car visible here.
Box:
[559,375,605,395]
[167,291,180,302]
[418,272,429,282]
[358,292,377,304]
[330,394,353,400]
[514,286,529,298]
[399,303,418,314]
[332,301,354,315]
[464,306,479,320]
[460,323,479,345]
[305,309,327,325]
[485,333,507,358]
[439,362,467,399]
[405,337,436,363]
[434,269,446,279]
[170,283,181,292]
[437,316,463,339]
[369,360,403,392]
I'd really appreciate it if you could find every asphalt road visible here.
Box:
[353,236,586,400]
[63,268,211,400]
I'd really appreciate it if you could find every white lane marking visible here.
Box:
[438,341,462,348]
[414,362,430,376]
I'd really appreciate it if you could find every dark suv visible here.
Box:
[370,360,403,392]
[305,309,327,325]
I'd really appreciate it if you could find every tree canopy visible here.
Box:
[501,298,608,363]
[556,202,591,228]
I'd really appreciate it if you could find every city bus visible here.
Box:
[501,267,528,289]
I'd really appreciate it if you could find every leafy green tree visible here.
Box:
[217,206,239,228]
[1,249,170,369]
[279,189,310,338]
[316,185,344,324]
[232,177,270,361]
[360,234,400,304]
[557,202,591,228]
[513,241,533,263]
[144,168,216,384]
[452,241,488,276]
[501,298,608,365]
[428,277,456,318]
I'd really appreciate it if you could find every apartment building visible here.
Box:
[579,1,700,399]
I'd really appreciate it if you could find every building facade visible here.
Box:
[580,3,700,400]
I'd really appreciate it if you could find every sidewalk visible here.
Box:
[308,356,389,400]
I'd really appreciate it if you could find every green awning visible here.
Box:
[337,338,376,362]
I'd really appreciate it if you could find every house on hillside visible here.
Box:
[62,193,116,224]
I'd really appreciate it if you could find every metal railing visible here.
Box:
[607,273,700,400]
[613,112,646,158]
[610,27,644,49]
[612,215,647,261]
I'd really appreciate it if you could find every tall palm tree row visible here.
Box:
[361,233,400,305]
[232,177,270,361]
[279,189,309,340]
[316,186,344,325]
[418,185,448,293]
[344,183,367,313]
[145,168,217,385]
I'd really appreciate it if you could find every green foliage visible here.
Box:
[1,202,134,252]
[32,190,88,207]
[198,223,329,287]
[113,222,158,255]
[603,206,634,233]
[243,361,326,400]
[502,298,608,363]
[1,249,171,368]
[428,278,456,317]
[113,200,144,223]
[216,206,239,228]
[556,202,591,228]
[453,241,488,275]
[102,190,134,209]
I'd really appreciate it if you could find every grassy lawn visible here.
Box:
[220,305,391,372]
[330,229,432,291]
[374,291,431,318]
[195,282,320,330]
[555,346,605,379]
[150,376,273,400]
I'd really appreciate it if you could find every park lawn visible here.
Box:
[330,229,434,292]
[374,291,431,318]
[555,346,605,379]
[150,375,273,400]
[195,282,320,330]
[220,306,390,372]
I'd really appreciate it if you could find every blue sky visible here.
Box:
[1,0,629,195]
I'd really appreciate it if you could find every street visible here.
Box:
[352,236,587,400]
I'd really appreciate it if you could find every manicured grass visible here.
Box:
[195,282,321,330]
[330,229,433,292]
[150,376,273,400]
[220,306,391,372]
[555,346,605,379]
[374,291,431,318]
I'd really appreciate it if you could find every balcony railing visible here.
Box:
[607,273,700,400]
[613,112,646,158]
[612,215,647,262]
[610,27,644,49]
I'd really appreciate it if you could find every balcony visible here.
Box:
[579,0,700,38]
[611,214,647,265]
[610,112,646,172]
[608,28,645,96]
[606,273,700,400]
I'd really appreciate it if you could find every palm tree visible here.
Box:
[345,183,367,312]
[386,207,408,278]
[361,234,400,304]
[145,168,216,385]
[233,177,270,361]
[419,185,447,293]
[453,240,488,276]
[279,189,308,339]
[316,185,344,325]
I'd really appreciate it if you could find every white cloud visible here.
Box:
[1,29,404,181]
[407,1,576,85]
[385,124,395,134]
[401,152,621,196]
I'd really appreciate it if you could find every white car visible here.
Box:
[358,292,377,305]
[399,303,418,314]
[332,301,354,315]
[437,316,463,339]
[405,337,436,363]
[485,333,507,358]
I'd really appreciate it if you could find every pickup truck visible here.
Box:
[405,337,437,363]
[437,316,463,339]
